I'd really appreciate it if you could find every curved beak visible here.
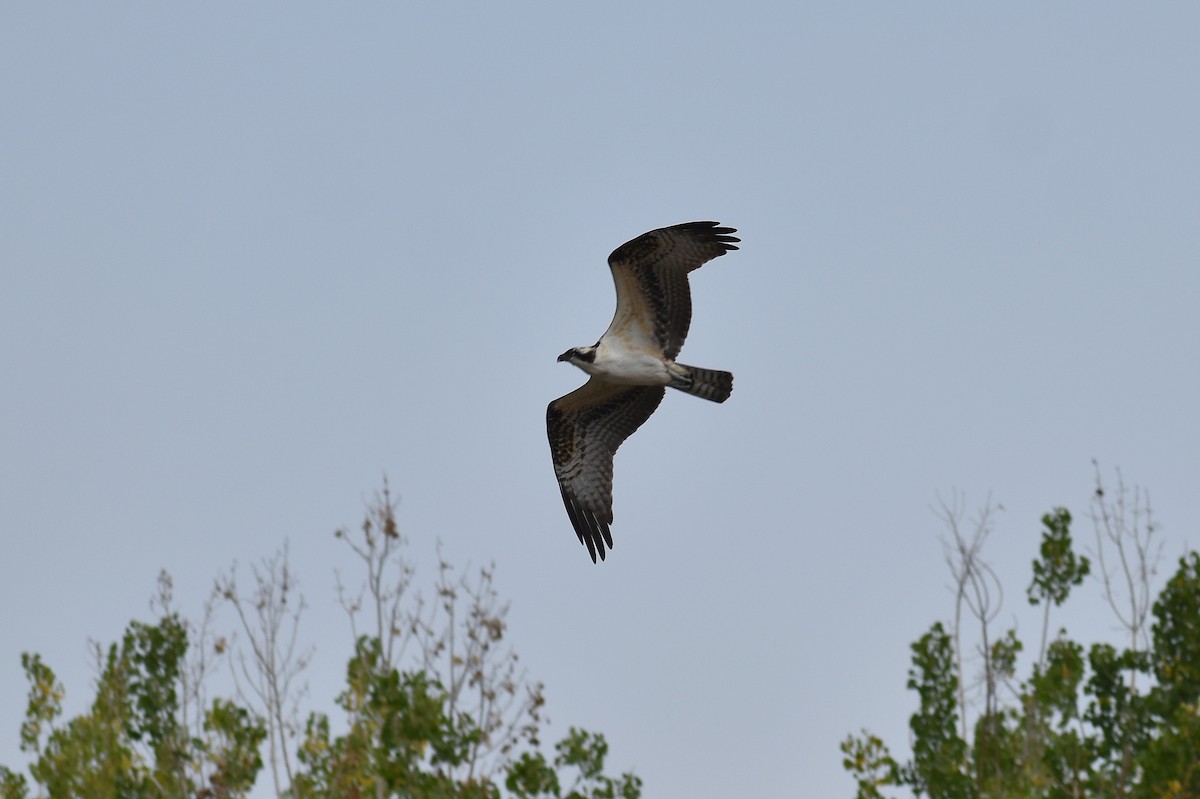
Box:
[557,349,574,363]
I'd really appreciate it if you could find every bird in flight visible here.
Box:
[547,221,739,562]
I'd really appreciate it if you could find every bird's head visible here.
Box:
[558,346,597,365]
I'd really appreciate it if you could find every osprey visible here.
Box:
[547,221,738,562]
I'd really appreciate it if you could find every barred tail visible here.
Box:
[668,364,733,403]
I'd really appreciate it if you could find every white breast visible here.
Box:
[582,338,672,386]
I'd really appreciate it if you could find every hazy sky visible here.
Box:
[2,4,1198,797]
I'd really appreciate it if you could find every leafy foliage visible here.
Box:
[900,623,973,799]
[1,615,265,799]
[507,728,642,799]
[1,486,637,799]
[843,476,1200,799]
[1027,509,1090,610]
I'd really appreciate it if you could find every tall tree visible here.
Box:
[0,612,265,799]
[1,484,639,799]
[842,471,1198,799]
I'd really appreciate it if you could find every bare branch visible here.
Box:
[215,542,312,797]
[1088,461,1162,656]
[334,479,417,667]
[935,491,1005,736]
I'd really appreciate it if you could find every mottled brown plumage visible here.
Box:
[548,222,739,562]
[547,384,665,562]
[606,222,739,360]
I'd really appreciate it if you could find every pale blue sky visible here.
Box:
[2,4,1198,797]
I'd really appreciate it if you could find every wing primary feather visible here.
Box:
[562,491,609,563]
[608,221,740,267]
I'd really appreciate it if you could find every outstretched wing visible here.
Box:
[605,221,739,360]
[546,381,666,562]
